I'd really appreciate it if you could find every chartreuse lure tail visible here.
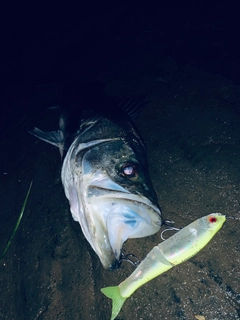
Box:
[101,213,226,320]
[0,181,33,260]
[101,286,126,320]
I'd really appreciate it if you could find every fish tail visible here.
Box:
[101,286,127,320]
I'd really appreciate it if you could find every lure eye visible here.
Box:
[208,216,217,223]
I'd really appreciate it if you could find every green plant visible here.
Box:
[1,181,33,260]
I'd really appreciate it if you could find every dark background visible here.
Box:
[1,0,240,86]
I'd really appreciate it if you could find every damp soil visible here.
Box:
[1,50,240,320]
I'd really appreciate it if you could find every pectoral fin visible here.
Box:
[29,127,64,157]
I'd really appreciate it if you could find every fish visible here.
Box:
[29,83,162,270]
[101,213,226,319]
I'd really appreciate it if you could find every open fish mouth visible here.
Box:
[86,187,161,265]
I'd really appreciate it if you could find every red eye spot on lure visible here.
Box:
[208,216,217,223]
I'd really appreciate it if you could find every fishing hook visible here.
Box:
[163,219,175,226]
[119,249,141,267]
[160,226,182,240]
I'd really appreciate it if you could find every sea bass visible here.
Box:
[29,84,162,270]
[101,213,226,319]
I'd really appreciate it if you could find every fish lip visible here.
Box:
[92,195,161,223]
[88,186,161,214]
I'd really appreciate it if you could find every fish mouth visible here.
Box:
[64,171,161,270]
[87,186,161,268]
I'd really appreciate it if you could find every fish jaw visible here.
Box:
[63,177,161,270]
[89,194,161,263]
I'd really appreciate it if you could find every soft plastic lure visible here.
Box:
[101,213,226,320]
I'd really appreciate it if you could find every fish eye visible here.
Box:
[118,162,139,179]
[122,164,136,176]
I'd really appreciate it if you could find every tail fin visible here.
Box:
[101,286,127,320]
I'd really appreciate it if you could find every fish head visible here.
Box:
[62,119,162,270]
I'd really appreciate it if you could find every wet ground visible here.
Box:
[0,49,240,320]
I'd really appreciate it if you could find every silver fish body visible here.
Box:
[30,92,162,270]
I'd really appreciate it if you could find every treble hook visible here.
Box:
[160,226,182,240]
[160,219,183,240]
[119,249,141,267]
[163,219,175,226]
